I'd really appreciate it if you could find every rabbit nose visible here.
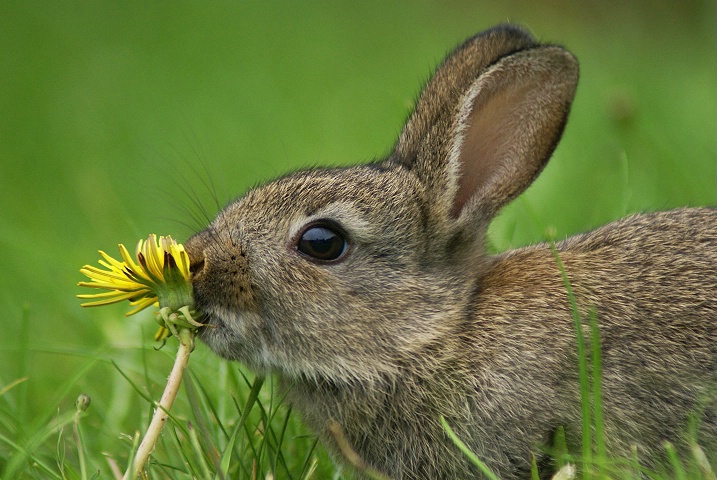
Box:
[184,231,210,281]
[189,255,206,280]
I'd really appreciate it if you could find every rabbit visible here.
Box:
[184,24,716,479]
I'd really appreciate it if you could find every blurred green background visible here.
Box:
[0,0,714,476]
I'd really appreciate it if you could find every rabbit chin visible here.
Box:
[198,306,393,384]
[198,306,273,371]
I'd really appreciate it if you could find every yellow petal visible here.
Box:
[79,290,140,307]
[76,286,149,299]
[146,235,165,280]
[98,250,127,271]
[119,243,149,282]
[125,296,159,316]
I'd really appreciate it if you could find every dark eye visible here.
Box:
[296,222,349,262]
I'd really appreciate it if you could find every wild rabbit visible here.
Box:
[185,24,716,479]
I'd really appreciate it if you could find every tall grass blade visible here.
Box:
[530,453,540,480]
[0,430,65,480]
[272,406,293,477]
[664,441,687,480]
[549,242,592,478]
[440,415,500,480]
[217,428,237,479]
[184,371,223,476]
[552,425,569,469]
[230,376,265,475]
[298,437,320,480]
[17,305,30,424]
[0,377,28,398]
[691,441,717,480]
[588,308,607,474]
[188,422,213,479]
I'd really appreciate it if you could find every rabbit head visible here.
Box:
[185,25,579,385]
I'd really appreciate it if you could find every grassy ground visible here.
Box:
[0,1,714,478]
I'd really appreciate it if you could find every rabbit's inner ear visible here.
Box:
[449,47,578,220]
[452,84,533,217]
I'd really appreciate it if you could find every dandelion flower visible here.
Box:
[78,234,201,341]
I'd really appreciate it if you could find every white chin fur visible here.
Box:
[201,307,395,385]
[200,307,269,365]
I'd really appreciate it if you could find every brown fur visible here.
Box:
[185,25,716,479]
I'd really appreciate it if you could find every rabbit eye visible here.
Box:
[296,222,348,263]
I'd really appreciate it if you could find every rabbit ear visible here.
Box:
[389,25,578,225]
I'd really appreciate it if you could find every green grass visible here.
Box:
[0,1,714,479]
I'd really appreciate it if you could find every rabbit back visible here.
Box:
[465,207,716,474]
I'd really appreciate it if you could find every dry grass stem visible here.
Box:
[327,420,392,480]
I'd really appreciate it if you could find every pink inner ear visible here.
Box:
[452,83,534,218]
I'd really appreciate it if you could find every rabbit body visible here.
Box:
[186,25,716,479]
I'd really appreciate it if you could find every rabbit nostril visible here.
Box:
[189,257,206,279]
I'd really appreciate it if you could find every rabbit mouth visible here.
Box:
[196,306,272,367]
[196,311,224,345]
[196,312,221,335]
[196,307,239,357]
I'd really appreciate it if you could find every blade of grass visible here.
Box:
[217,360,229,441]
[549,242,592,478]
[328,419,392,480]
[111,359,193,443]
[111,360,154,405]
[298,437,320,480]
[232,375,264,440]
[552,426,569,469]
[240,371,273,472]
[0,428,67,480]
[56,412,67,480]
[588,308,607,476]
[4,402,83,479]
[17,305,31,424]
[192,369,230,440]
[628,445,643,479]
[690,441,716,480]
[230,376,265,477]
[664,441,687,480]
[121,432,141,480]
[183,371,223,477]
[217,426,237,479]
[231,394,260,477]
[259,380,292,476]
[0,377,28,398]
[188,422,213,479]
[440,416,500,480]
[165,422,197,477]
[272,406,293,477]
[530,453,540,480]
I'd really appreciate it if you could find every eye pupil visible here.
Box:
[297,224,348,262]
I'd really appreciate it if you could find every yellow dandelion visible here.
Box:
[78,234,201,341]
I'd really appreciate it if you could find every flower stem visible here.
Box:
[124,328,195,480]
[73,394,91,480]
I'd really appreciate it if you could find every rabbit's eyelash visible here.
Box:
[287,201,374,244]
